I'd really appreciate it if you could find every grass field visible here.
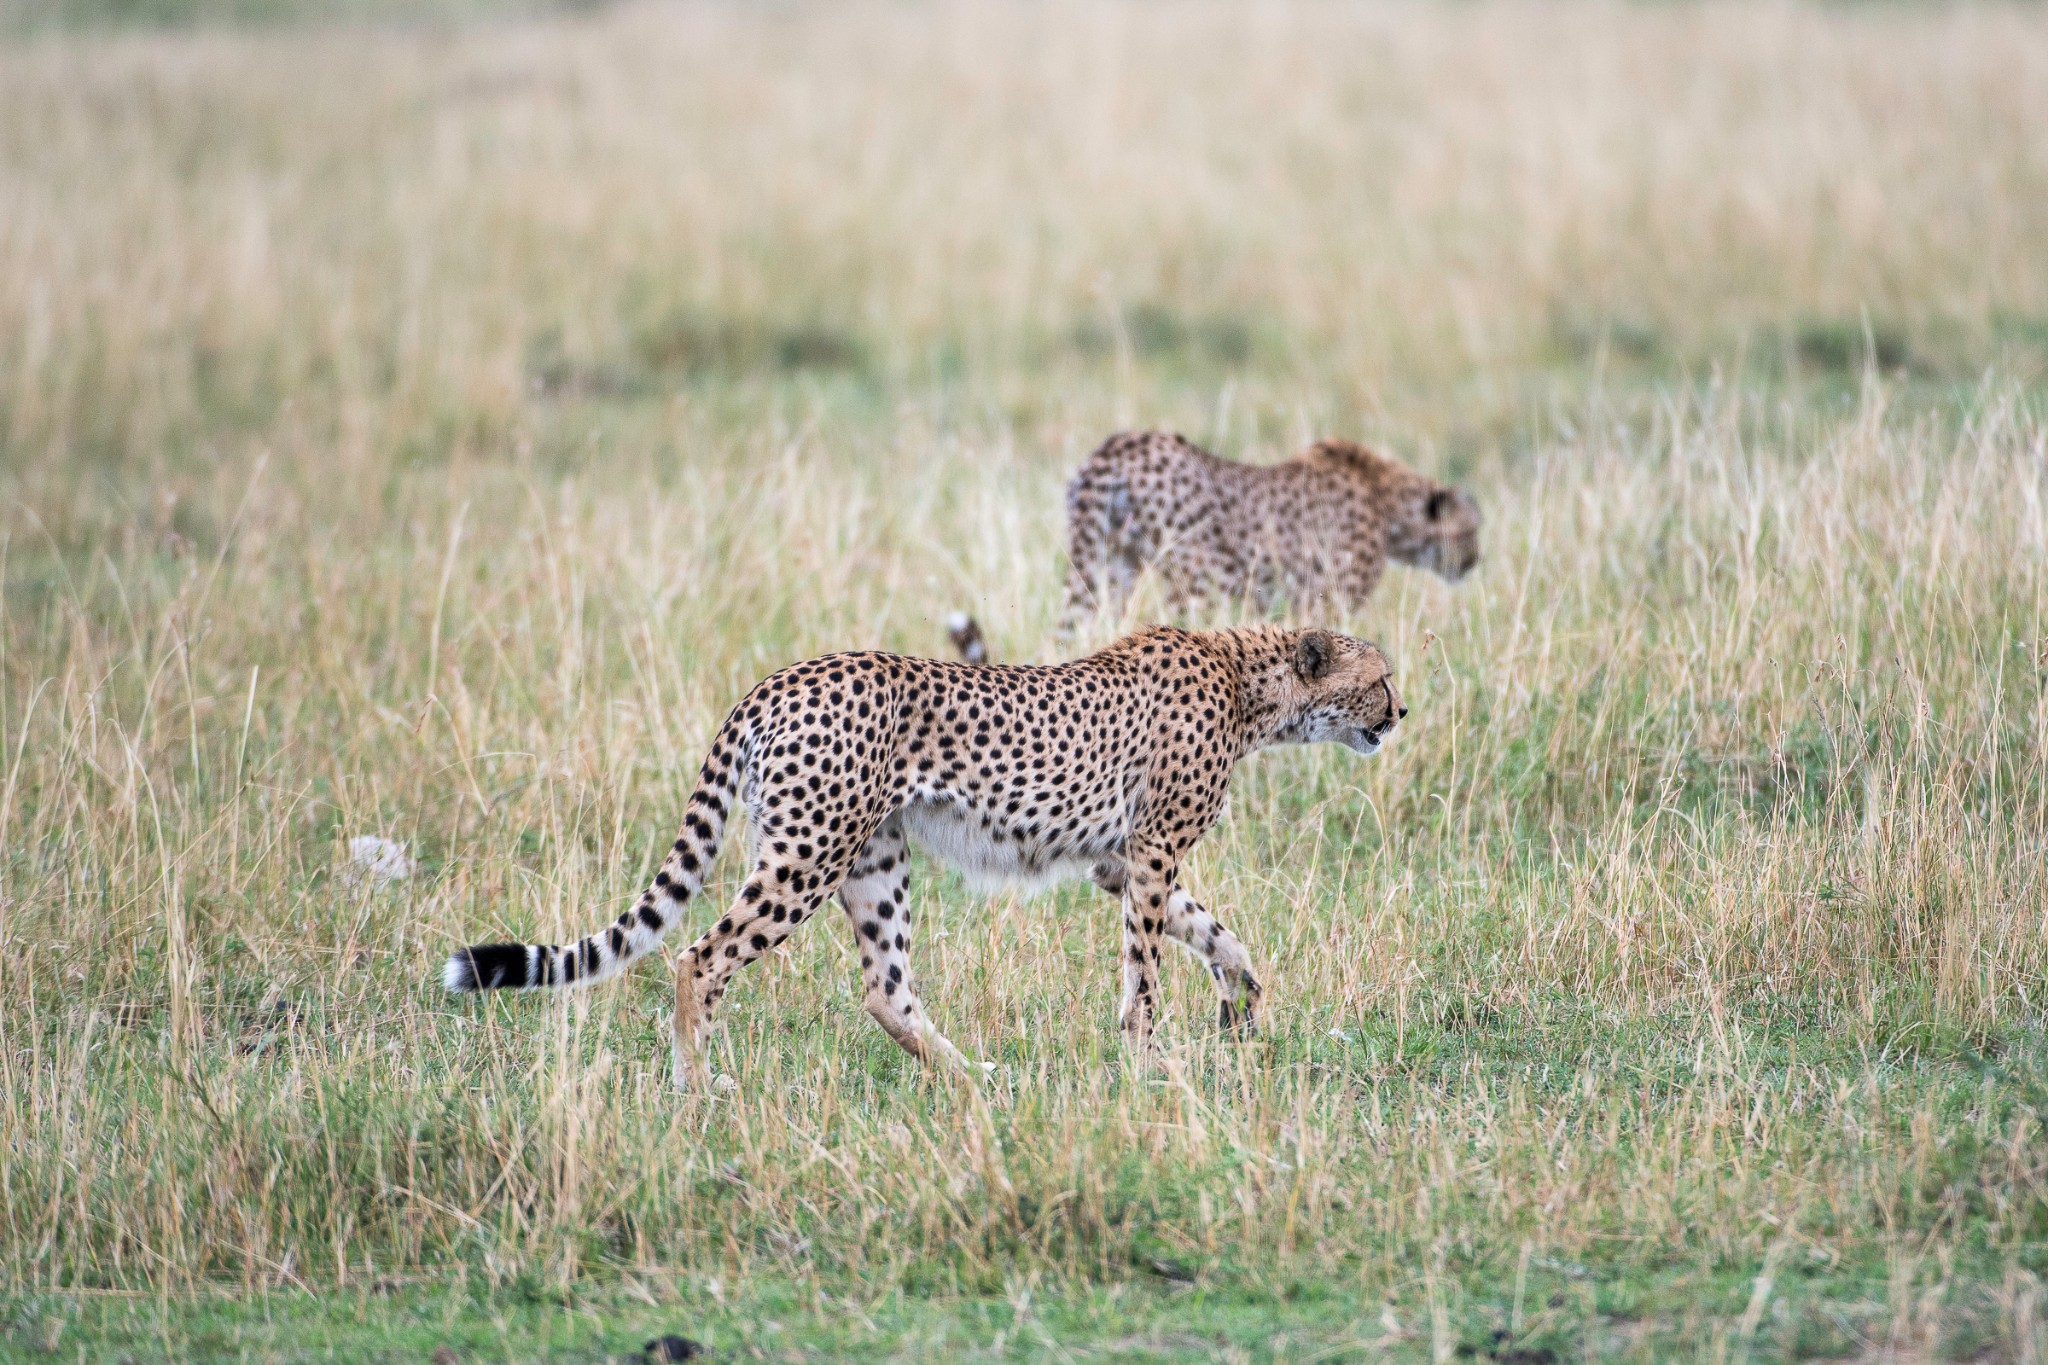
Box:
[3,1,2048,1360]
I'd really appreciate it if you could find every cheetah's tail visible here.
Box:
[944,611,989,664]
[440,720,747,994]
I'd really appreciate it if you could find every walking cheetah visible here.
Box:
[442,624,1404,1085]
[1061,431,1480,632]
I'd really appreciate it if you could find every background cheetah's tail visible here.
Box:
[945,611,988,664]
[441,719,746,993]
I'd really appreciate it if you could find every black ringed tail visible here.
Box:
[440,718,747,993]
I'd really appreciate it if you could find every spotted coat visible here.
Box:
[443,624,1403,1084]
[1060,431,1481,633]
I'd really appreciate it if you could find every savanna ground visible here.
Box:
[3,0,2048,1359]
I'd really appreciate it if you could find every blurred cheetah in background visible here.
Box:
[949,432,1480,660]
[1062,430,1481,630]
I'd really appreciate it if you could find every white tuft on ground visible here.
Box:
[346,836,415,886]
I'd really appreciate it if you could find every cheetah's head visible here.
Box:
[1265,629,1405,756]
[1388,482,1482,583]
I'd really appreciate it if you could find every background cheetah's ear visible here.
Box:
[1425,488,1456,521]
[1294,630,1335,682]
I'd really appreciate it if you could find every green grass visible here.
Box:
[8,1004,2045,1360]
[10,1231,2040,1363]
[7,1000,2045,1361]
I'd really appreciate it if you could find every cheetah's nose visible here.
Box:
[1397,705,1409,720]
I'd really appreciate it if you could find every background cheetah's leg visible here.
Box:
[1060,474,1112,636]
[1056,561,1099,639]
[1119,850,1174,1053]
[1160,889,1263,1030]
[1059,546,1139,639]
[1061,473,1144,637]
[669,853,839,1089]
[837,816,970,1071]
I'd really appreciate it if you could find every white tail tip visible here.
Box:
[442,954,478,993]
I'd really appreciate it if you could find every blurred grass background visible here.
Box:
[1,1,2045,1360]
[3,0,607,33]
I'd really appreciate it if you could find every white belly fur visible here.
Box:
[897,798,1108,895]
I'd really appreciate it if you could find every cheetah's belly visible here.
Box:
[897,797,1118,896]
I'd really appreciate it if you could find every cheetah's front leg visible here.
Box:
[1160,889,1263,1031]
[1095,862,1259,1035]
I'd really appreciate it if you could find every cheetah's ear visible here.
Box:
[1294,630,1336,682]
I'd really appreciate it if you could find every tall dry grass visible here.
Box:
[0,0,2045,1354]
[4,0,2047,494]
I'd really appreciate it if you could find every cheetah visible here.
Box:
[1060,431,1480,632]
[442,624,1404,1085]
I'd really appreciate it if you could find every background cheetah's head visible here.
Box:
[1310,439,1481,583]
[1272,629,1405,756]
[1388,481,1482,583]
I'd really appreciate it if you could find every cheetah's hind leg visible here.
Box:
[838,816,977,1075]
[669,850,842,1091]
